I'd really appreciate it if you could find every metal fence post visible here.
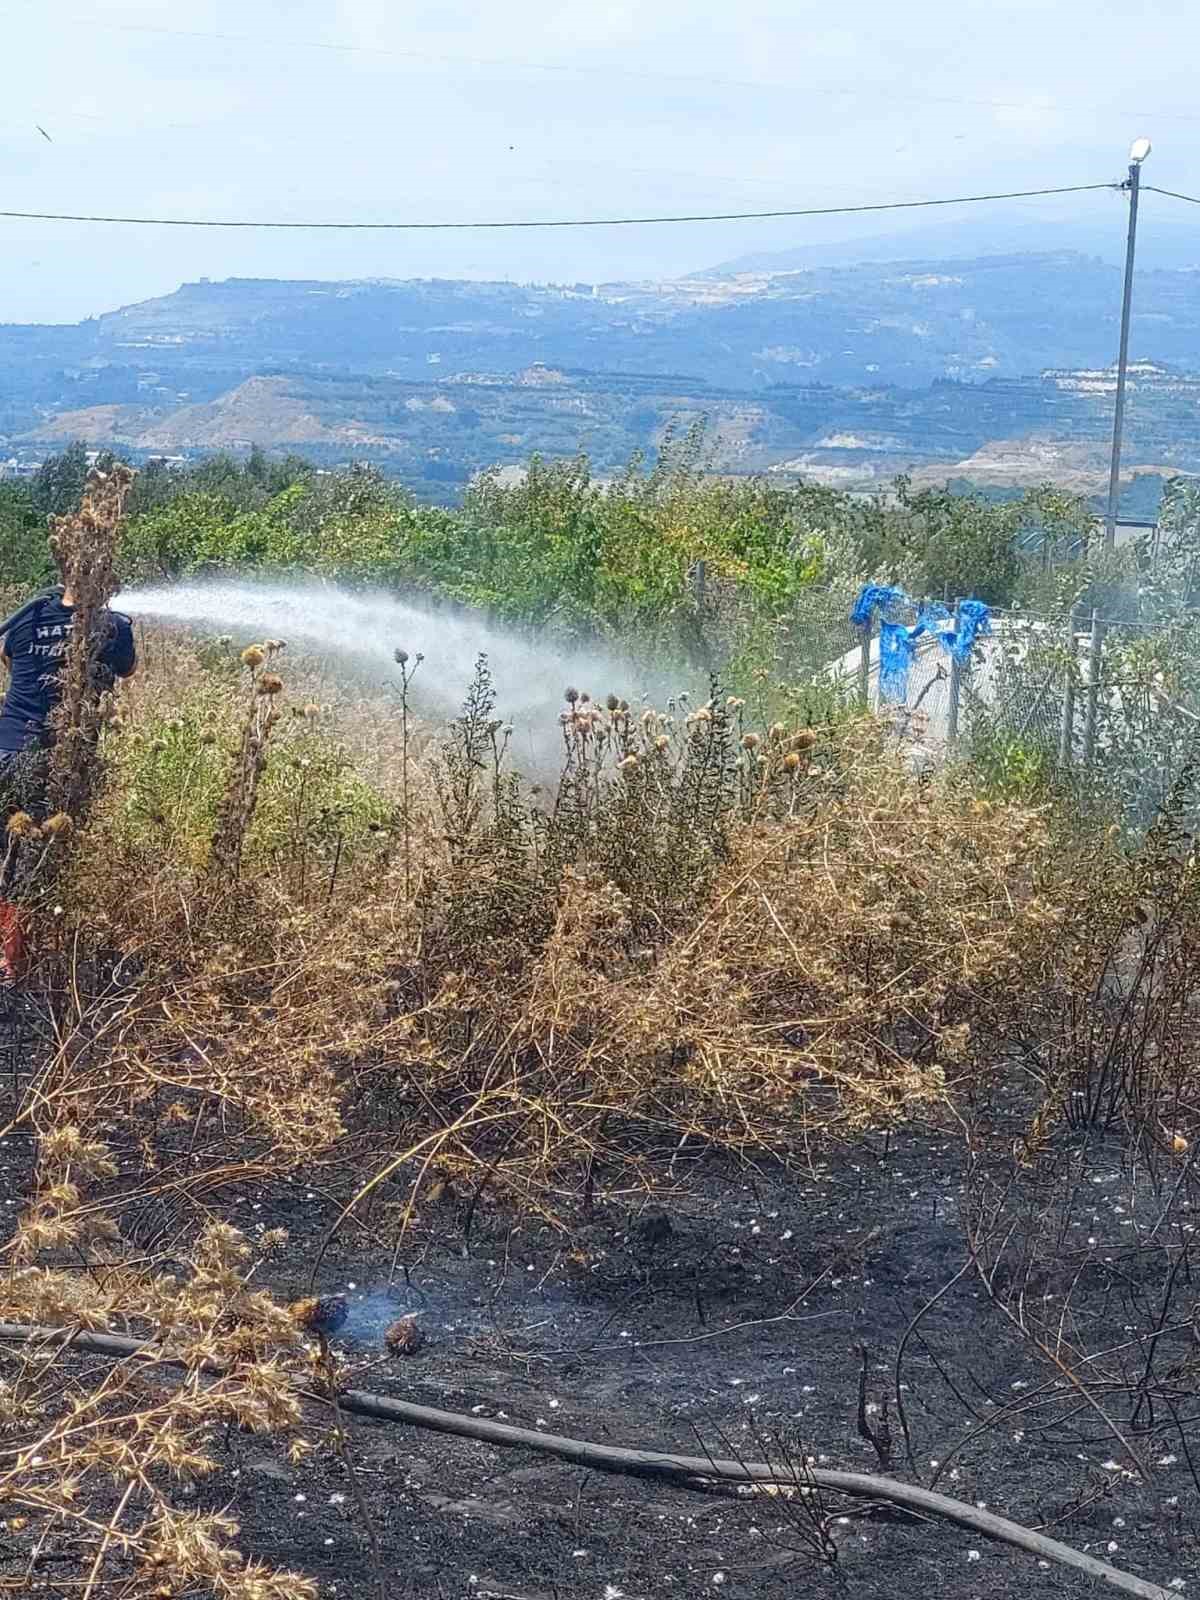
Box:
[1081,611,1105,769]
[1058,607,1077,767]
[857,619,872,710]
[946,599,963,747]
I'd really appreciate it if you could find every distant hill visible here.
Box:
[4,253,1200,501]
[10,251,1200,398]
[11,361,1199,512]
[705,218,1200,276]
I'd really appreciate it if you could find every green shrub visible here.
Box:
[107,681,393,877]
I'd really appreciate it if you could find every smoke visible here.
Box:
[342,1288,420,1345]
[118,578,694,736]
[337,1279,581,1347]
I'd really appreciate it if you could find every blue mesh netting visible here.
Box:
[850,584,905,628]
[850,586,990,703]
[878,620,916,701]
[941,598,991,662]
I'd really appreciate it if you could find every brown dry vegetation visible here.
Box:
[2,471,1199,1597]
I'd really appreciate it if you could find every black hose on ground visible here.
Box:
[0,1322,1174,1600]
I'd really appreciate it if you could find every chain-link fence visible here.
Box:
[771,575,1200,831]
[959,605,1200,827]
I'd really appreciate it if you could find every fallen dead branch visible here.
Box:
[0,1320,1174,1600]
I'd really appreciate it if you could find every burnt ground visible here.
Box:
[1,993,1198,1599]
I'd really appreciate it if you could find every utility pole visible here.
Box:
[1104,144,1147,553]
[1080,138,1151,769]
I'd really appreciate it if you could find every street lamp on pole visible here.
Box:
[1078,137,1151,768]
[1103,137,1150,553]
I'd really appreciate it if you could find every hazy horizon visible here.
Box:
[3,1,1197,323]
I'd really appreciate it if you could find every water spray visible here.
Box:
[118,578,693,731]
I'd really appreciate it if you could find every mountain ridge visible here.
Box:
[4,251,1200,502]
[703,216,1200,276]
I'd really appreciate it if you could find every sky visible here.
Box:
[1,0,1198,322]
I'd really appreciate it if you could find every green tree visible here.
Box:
[30,442,94,521]
[0,482,47,587]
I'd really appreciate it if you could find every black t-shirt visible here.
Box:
[0,594,136,754]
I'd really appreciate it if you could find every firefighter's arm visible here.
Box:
[108,615,137,680]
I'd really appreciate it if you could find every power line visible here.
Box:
[0,182,1117,233]
[1145,184,1200,207]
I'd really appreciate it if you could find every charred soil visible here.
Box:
[1,1001,1193,1600]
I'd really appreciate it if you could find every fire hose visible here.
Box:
[0,1321,1175,1599]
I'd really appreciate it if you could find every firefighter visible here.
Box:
[0,560,136,982]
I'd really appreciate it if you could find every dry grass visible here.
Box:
[2,1217,319,1600]
[4,474,1199,1595]
[56,654,1068,1195]
[46,463,136,819]
[0,657,1066,1591]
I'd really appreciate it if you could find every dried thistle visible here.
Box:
[384,1316,424,1356]
[45,461,136,821]
[289,1295,349,1338]
[209,668,283,879]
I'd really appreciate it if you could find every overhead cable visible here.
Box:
[1144,184,1200,207]
[0,182,1118,232]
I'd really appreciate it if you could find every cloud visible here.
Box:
[2,0,1198,321]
